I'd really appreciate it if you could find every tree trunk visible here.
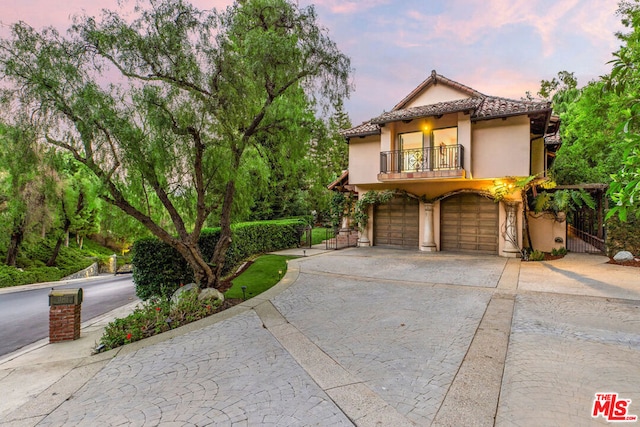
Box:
[209,180,236,288]
[47,236,64,267]
[48,218,71,267]
[5,220,25,267]
[172,239,224,300]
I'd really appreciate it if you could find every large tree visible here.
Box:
[606,0,640,220]
[0,123,64,266]
[0,0,351,293]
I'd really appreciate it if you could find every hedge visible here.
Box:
[132,219,305,299]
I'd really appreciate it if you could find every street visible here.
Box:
[0,275,138,357]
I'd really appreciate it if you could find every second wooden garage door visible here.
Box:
[440,193,498,254]
[374,196,419,248]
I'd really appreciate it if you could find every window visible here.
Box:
[393,127,459,172]
[398,131,426,171]
[432,127,458,169]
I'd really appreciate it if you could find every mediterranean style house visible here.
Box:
[340,70,565,257]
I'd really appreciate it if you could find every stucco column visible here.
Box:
[340,215,350,234]
[421,203,437,252]
[502,201,520,256]
[358,206,371,247]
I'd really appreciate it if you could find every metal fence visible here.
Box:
[380,145,464,173]
[566,208,605,254]
[325,228,358,250]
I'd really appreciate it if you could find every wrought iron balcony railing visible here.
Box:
[380,144,464,174]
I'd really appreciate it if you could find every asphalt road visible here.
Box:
[0,274,138,357]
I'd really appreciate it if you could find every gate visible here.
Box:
[325,227,358,250]
[564,185,607,254]
[566,209,605,253]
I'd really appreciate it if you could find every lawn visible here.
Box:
[311,227,331,245]
[225,254,297,300]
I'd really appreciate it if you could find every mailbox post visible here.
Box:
[48,288,83,343]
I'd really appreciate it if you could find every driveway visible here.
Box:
[6,248,640,426]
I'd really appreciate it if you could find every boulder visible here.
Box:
[198,287,225,302]
[170,282,197,303]
[613,251,634,262]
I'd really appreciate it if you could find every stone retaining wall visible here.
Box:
[61,262,99,280]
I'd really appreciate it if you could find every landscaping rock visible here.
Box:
[171,283,197,303]
[613,251,634,262]
[198,287,225,302]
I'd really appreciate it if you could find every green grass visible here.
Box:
[225,254,297,300]
[311,227,330,245]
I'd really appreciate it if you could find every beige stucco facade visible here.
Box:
[528,213,567,252]
[342,71,556,257]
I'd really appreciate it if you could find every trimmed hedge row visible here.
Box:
[132,219,305,300]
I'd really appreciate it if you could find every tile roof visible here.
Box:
[341,71,552,138]
[371,98,483,125]
[340,121,380,138]
[474,96,551,120]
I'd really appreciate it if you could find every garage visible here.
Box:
[440,193,499,254]
[374,196,419,248]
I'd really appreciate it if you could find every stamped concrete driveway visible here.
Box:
[19,248,640,427]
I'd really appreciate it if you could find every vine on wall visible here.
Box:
[353,190,394,231]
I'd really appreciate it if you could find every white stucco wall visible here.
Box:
[405,84,471,108]
[528,213,566,252]
[471,116,530,178]
[348,136,381,184]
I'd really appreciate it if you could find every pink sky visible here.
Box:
[0,0,624,124]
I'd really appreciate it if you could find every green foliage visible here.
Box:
[551,81,627,185]
[97,289,222,352]
[551,247,568,256]
[533,189,596,218]
[528,250,546,261]
[132,219,305,300]
[353,190,394,231]
[600,1,640,220]
[329,192,351,228]
[0,0,351,289]
[224,255,296,300]
[311,227,329,245]
[0,238,99,287]
[607,131,640,221]
[606,211,640,256]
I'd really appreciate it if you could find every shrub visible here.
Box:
[606,212,640,256]
[0,238,97,288]
[551,247,568,256]
[528,250,546,261]
[97,289,222,352]
[132,219,304,300]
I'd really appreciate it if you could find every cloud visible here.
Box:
[311,0,391,14]
[402,0,601,57]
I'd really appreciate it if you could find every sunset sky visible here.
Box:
[0,0,625,124]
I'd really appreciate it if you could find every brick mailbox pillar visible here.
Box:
[49,288,83,343]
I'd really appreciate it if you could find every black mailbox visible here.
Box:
[48,288,83,306]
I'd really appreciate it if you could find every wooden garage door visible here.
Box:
[374,196,419,248]
[440,193,498,254]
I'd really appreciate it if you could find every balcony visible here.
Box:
[378,145,465,181]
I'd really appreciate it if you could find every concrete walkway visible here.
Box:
[0,249,638,426]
